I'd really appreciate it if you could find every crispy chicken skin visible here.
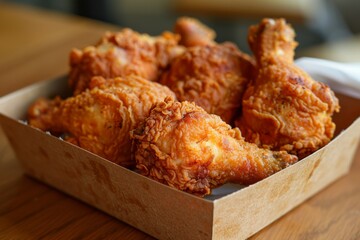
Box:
[235,19,340,158]
[131,98,297,196]
[69,29,185,95]
[162,18,255,124]
[28,76,176,167]
[174,17,216,47]
[161,43,254,123]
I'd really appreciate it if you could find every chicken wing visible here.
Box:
[131,98,297,196]
[235,19,340,158]
[28,76,176,167]
[69,29,185,95]
[161,18,255,124]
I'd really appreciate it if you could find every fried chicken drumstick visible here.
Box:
[161,18,255,123]
[174,17,216,47]
[235,19,340,158]
[131,98,297,196]
[69,29,185,95]
[28,76,175,167]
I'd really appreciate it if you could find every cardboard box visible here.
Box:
[1,76,359,240]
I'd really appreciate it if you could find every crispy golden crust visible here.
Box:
[248,18,297,65]
[161,43,255,124]
[28,17,341,197]
[28,76,176,167]
[131,98,297,196]
[235,19,340,158]
[69,29,185,95]
[174,17,216,47]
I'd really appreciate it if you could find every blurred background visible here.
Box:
[3,0,360,60]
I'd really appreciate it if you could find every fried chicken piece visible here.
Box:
[131,98,298,196]
[162,18,255,123]
[161,43,254,123]
[69,29,185,95]
[28,76,176,167]
[235,18,340,158]
[174,17,216,47]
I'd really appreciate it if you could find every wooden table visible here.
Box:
[1,2,359,239]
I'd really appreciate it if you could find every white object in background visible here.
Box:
[295,57,360,99]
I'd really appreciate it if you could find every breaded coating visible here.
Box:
[235,19,340,158]
[174,17,216,47]
[28,76,176,167]
[69,29,185,94]
[131,98,297,196]
[161,43,254,123]
[162,17,255,124]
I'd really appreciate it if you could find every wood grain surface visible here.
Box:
[0,2,359,239]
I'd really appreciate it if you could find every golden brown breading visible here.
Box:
[131,98,297,196]
[235,18,340,158]
[174,17,216,47]
[161,42,254,124]
[28,76,176,167]
[162,18,255,124]
[69,29,185,95]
